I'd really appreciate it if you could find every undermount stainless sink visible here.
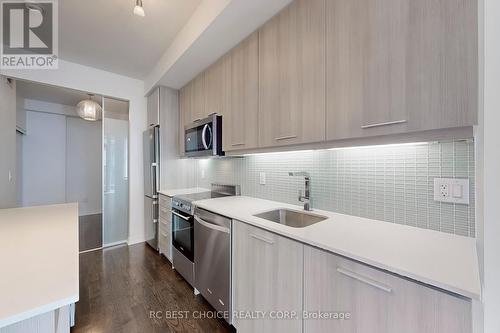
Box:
[253,209,328,228]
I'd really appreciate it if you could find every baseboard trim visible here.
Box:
[103,240,128,248]
[79,247,102,254]
[127,235,146,246]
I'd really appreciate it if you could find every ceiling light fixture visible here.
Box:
[76,94,102,121]
[134,0,145,17]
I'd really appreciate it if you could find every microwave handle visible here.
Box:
[202,124,208,149]
[201,124,213,150]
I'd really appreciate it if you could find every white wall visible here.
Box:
[1,60,147,245]
[21,108,102,214]
[22,111,67,206]
[0,77,17,208]
[482,0,500,331]
[66,117,102,216]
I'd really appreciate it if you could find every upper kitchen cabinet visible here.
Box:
[190,74,206,122]
[223,32,259,152]
[178,73,210,155]
[204,55,230,118]
[259,0,326,148]
[326,0,478,140]
[179,56,229,155]
[147,87,160,127]
[406,0,477,131]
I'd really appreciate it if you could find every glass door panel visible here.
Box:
[102,97,129,246]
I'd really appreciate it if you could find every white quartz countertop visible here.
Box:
[195,196,481,300]
[0,203,79,328]
[158,187,209,197]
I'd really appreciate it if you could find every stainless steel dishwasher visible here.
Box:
[194,207,231,323]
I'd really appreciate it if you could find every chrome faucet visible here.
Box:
[288,172,312,211]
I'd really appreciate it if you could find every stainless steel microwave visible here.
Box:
[184,114,224,157]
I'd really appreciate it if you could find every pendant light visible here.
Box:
[134,0,145,17]
[76,94,102,121]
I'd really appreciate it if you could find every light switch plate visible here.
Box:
[259,172,266,185]
[433,178,469,205]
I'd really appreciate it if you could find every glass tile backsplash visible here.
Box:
[194,140,475,237]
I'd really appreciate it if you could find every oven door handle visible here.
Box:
[171,210,191,221]
[195,216,230,234]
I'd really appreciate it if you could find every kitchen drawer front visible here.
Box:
[159,217,171,234]
[303,246,472,333]
[159,194,171,209]
[159,206,171,222]
[158,226,172,261]
[159,195,171,221]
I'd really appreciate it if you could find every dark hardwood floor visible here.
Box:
[72,243,234,333]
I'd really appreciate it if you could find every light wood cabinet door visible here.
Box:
[303,246,472,333]
[405,0,478,131]
[233,221,303,333]
[204,55,230,118]
[326,0,477,140]
[190,74,206,123]
[259,0,326,148]
[179,70,211,155]
[147,87,160,127]
[223,32,259,152]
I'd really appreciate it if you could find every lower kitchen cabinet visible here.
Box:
[303,246,472,333]
[232,221,303,333]
[158,194,172,262]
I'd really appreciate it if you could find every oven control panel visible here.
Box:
[172,199,192,215]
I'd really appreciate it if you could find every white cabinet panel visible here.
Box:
[158,194,172,261]
[303,246,472,333]
[232,221,303,333]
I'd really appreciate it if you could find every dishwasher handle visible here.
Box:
[195,216,230,234]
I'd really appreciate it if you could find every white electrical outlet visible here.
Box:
[259,172,266,185]
[201,169,206,179]
[433,178,469,205]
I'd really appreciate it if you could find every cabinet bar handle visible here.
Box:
[250,233,275,245]
[337,267,392,293]
[231,142,245,146]
[361,120,407,129]
[275,135,297,141]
